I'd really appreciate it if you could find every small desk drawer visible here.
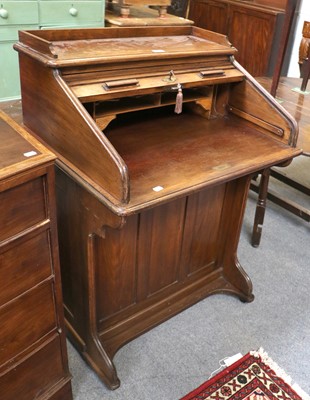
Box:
[0,281,57,365]
[0,230,52,306]
[0,176,47,242]
[39,1,103,26]
[0,335,68,400]
[0,2,39,26]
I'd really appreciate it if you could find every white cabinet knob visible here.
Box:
[69,7,78,16]
[0,8,9,19]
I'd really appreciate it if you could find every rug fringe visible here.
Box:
[292,384,310,400]
[250,347,310,400]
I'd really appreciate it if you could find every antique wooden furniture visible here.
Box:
[105,4,193,26]
[108,0,170,18]
[0,0,105,102]
[0,110,72,399]
[270,0,299,96]
[251,77,309,247]
[168,0,189,17]
[15,26,301,389]
[299,21,310,92]
[188,0,286,77]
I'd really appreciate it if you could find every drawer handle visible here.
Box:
[0,8,9,19]
[199,70,225,78]
[103,79,139,90]
[69,6,78,16]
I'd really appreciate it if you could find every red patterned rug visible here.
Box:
[180,349,309,400]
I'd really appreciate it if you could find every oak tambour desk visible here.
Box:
[14,26,301,389]
[0,110,72,399]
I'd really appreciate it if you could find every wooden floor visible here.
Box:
[257,77,310,156]
[251,77,310,247]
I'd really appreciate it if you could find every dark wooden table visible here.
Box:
[251,77,310,247]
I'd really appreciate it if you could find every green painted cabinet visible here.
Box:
[39,1,104,28]
[0,0,105,101]
[0,2,39,101]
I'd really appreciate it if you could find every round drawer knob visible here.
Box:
[69,7,78,16]
[0,8,9,19]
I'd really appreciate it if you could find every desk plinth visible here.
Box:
[14,26,301,389]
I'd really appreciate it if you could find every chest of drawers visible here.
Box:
[39,0,104,28]
[0,110,72,400]
[0,1,39,101]
[0,0,105,101]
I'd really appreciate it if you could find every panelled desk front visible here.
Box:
[0,111,72,399]
[15,26,301,389]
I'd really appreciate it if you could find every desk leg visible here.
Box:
[63,234,121,391]
[219,175,254,303]
[56,169,121,390]
[251,169,270,248]
[83,234,120,390]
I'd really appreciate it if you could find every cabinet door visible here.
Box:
[228,5,277,76]
[188,0,228,35]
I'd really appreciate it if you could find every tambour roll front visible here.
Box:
[15,26,300,389]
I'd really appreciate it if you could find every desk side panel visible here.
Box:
[18,53,128,204]
[228,61,298,146]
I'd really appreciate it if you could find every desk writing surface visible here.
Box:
[106,109,300,211]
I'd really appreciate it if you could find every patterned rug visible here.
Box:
[180,349,309,400]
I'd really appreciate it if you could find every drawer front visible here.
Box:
[0,335,69,400]
[0,25,39,41]
[0,38,21,100]
[0,2,39,26]
[0,25,38,101]
[39,1,103,26]
[0,281,57,365]
[0,230,52,306]
[0,176,47,242]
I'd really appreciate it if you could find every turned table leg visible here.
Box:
[251,169,270,248]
